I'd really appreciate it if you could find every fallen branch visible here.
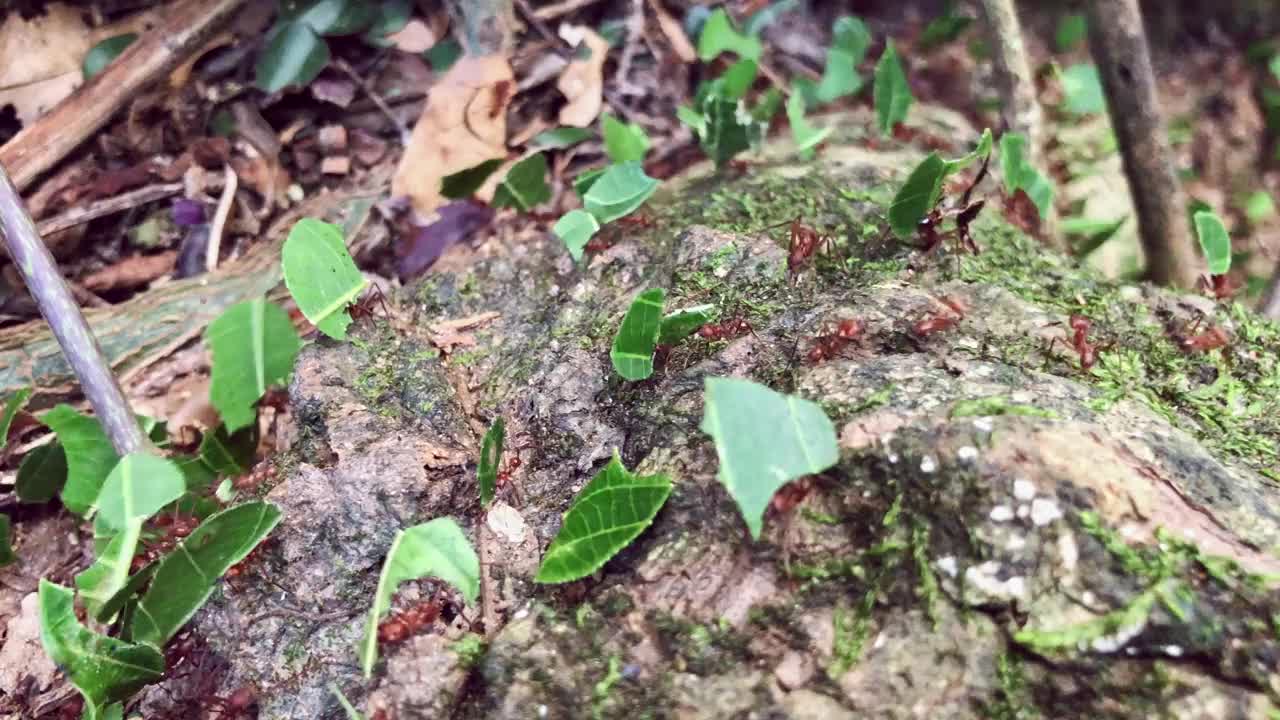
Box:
[36,182,182,237]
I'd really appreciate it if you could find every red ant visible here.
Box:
[493,439,534,505]
[377,594,443,645]
[1046,314,1101,371]
[1176,315,1231,353]
[915,155,989,256]
[763,217,834,278]
[616,214,657,229]
[349,283,390,322]
[769,477,815,516]
[584,235,614,253]
[131,513,200,572]
[224,544,264,581]
[807,318,864,364]
[697,317,753,341]
[1197,273,1241,301]
[912,297,967,337]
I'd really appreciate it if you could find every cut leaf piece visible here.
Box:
[573,167,608,198]
[610,289,666,381]
[535,453,672,584]
[440,158,504,200]
[83,34,137,81]
[42,405,117,516]
[76,524,145,620]
[873,41,912,135]
[999,132,1054,219]
[700,377,838,539]
[492,153,552,211]
[255,21,330,93]
[941,127,993,175]
[17,443,66,503]
[360,518,479,677]
[602,113,650,163]
[92,453,188,535]
[130,502,281,648]
[206,298,302,433]
[332,683,366,720]
[282,218,368,340]
[786,93,833,159]
[658,304,716,345]
[284,0,378,36]
[1060,64,1105,115]
[554,209,601,261]
[0,387,31,448]
[697,8,762,61]
[0,514,13,567]
[584,162,659,224]
[530,127,594,150]
[815,16,870,102]
[1193,210,1232,276]
[888,152,946,237]
[38,580,164,713]
[479,417,504,507]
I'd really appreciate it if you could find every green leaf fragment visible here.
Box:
[0,387,31,449]
[362,0,412,43]
[492,153,552,211]
[283,0,377,36]
[873,41,912,135]
[0,514,14,567]
[816,16,870,102]
[130,501,281,648]
[92,453,189,535]
[573,167,608,199]
[534,453,672,584]
[255,21,330,93]
[1243,190,1275,223]
[602,113,650,163]
[38,580,164,712]
[360,518,479,677]
[42,405,118,516]
[1055,14,1088,52]
[441,158,504,200]
[554,209,601,261]
[206,298,302,433]
[658,304,716,345]
[1061,64,1106,115]
[479,417,505,507]
[786,93,833,159]
[999,132,1054,219]
[718,58,760,101]
[583,162,659,224]
[83,34,137,81]
[743,0,798,37]
[697,8,762,62]
[1193,210,1232,276]
[16,443,66,504]
[530,127,594,150]
[941,127,993,175]
[610,288,665,381]
[888,152,946,238]
[425,39,462,72]
[700,377,838,539]
[282,218,367,340]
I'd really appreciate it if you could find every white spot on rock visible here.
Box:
[1030,498,1063,526]
[1082,591,1096,606]
[1163,645,1183,657]
[486,502,528,544]
[963,561,1028,603]
[873,632,887,650]
[957,446,978,462]
[936,556,958,577]
[887,452,899,464]
[1057,532,1078,572]
[972,417,994,432]
[989,505,1015,522]
[537,705,549,718]
[1006,534,1027,552]
[920,455,937,473]
[1017,504,1030,519]
[1012,478,1036,501]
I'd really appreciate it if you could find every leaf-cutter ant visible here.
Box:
[761,217,835,279]
[697,316,754,341]
[807,318,864,363]
[377,594,443,645]
[349,283,391,323]
[915,155,989,256]
[1046,314,1102,371]
[1175,315,1230,353]
[911,296,967,337]
[1197,273,1241,301]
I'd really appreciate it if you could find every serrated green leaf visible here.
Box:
[283,218,367,340]
[610,289,665,381]
[602,113,650,163]
[888,152,946,237]
[874,41,912,135]
[83,34,137,81]
[999,132,1054,219]
[658,304,717,345]
[255,21,330,93]
[492,153,551,211]
[17,443,66,503]
[535,453,672,584]
[1061,64,1105,115]
[360,518,479,677]
[441,158,504,200]
[42,405,118,516]
[130,501,281,648]
[479,418,504,507]
[1194,211,1232,276]
[38,580,164,713]
[694,96,758,166]
[584,162,659,224]
[530,127,594,150]
[206,299,302,432]
[0,387,31,449]
[282,0,376,36]
[786,93,833,159]
[0,514,14,567]
[815,16,870,102]
[700,377,838,539]
[697,8,762,62]
[554,209,600,261]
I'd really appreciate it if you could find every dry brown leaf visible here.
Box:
[386,19,438,53]
[392,54,513,218]
[82,250,178,292]
[555,25,610,128]
[648,0,697,63]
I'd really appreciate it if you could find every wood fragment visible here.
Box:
[648,0,697,63]
[531,0,604,21]
[35,183,182,237]
[321,156,351,176]
[82,251,178,293]
[206,166,237,272]
[429,311,501,333]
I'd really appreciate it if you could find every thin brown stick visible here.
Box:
[532,0,603,21]
[206,165,237,272]
[0,0,247,193]
[35,183,182,237]
[333,59,411,142]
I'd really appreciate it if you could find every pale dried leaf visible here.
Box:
[648,0,697,63]
[386,19,438,53]
[555,26,610,128]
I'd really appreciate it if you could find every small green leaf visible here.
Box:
[919,8,973,48]
[255,21,330,93]
[535,453,672,584]
[874,41,912,136]
[786,93,833,159]
[75,525,144,620]
[1064,215,1127,257]
[282,0,377,36]
[38,580,164,712]
[479,418,504,507]
[492,154,552,211]
[700,377,838,539]
[1193,211,1232,276]
[0,514,14,567]
[92,453,188,535]
[441,158,504,200]
[42,406,118,516]
[283,218,368,340]
[530,127,594,150]
[941,127,993,175]
[888,152,946,237]
[554,209,601,261]
[1055,14,1087,52]
[1243,190,1275,223]
[206,299,302,433]
[718,58,759,101]
[425,39,462,72]
[573,167,608,199]
[697,8,762,62]
[0,387,31,448]
[130,501,281,648]
[743,0,798,36]
[999,133,1054,219]
[611,289,665,381]
[815,16,870,102]
[360,518,479,677]
[83,34,137,81]
[362,0,412,43]
[658,304,716,345]
[676,105,707,136]
[1060,64,1105,115]
[17,443,66,503]
[692,96,758,167]
[584,162,659,224]
[602,113,650,163]
[197,425,258,480]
